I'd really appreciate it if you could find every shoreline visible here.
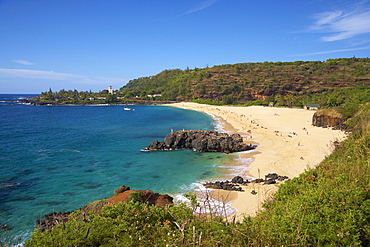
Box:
[166,102,348,220]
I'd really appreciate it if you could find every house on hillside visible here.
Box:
[147,94,162,98]
[304,104,320,110]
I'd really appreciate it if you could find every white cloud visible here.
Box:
[76,77,128,86]
[13,59,34,65]
[290,46,370,57]
[0,68,128,87]
[0,68,83,80]
[311,7,370,41]
[313,11,343,27]
[180,0,218,16]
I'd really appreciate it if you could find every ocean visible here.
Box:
[0,94,240,241]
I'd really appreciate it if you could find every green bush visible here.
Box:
[192,99,224,105]
[127,192,143,203]
[25,201,253,246]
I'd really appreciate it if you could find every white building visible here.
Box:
[108,86,113,94]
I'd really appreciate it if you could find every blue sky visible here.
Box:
[1,0,370,94]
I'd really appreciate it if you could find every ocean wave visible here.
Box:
[37,149,81,153]
[207,113,228,133]
[173,182,237,216]
[0,182,21,189]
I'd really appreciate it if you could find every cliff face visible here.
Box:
[106,189,173,207]
[144,130,254,153]
[35,186,173,231]
[312,109,346,130]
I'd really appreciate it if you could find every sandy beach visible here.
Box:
[167,102,347,221]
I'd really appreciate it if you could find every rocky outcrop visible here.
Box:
[113,185,131,196]
[106,189,173,207]
[204,173,289,191]
[312,109,346,130]
[204,181,245,191]
[144,130,254,153]
[36,212,71,231]
[35,186,173,231]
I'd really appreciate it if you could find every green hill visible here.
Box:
[120,58,370,106]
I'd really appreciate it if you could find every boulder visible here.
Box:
[264,173,289,184]
[263,180,276,185]
[144,130,254,153]
[35,212,71,231]
[231,176,244,184]
[204,178,245,192]
[113,185,131,196]
[265,173,279,180]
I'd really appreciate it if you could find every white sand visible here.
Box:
[167,102,347,221]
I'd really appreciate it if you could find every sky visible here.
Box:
[0,0,370,94]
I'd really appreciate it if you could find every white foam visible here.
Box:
[170,105,261,217]
[173,182,238,217]
[37,149,81,154]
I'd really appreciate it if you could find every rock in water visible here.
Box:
[144,130,254,153]
[35,212,71,231]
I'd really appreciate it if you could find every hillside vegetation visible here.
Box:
[30,58,370,113]
[120,58,370,106]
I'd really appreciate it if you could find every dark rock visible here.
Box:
[312,109,347,130]
[251,190,257,195]
[277,175,289,181]
[114,185,130,196]
[263,179,276,185]
[265,173,279,180]
[231,176,244,183]
[0,224,9,230]
[204,180,244,192]
[254,179,264,183]
[144,130,254,153]
[265,173,289,181]
[35,212,71,231]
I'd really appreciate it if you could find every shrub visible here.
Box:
[127,192,143,203]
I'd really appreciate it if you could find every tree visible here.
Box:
[195,83,206,94]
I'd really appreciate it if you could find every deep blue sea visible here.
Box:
[0,94,238,241]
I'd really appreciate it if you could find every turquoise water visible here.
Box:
[0,94,234,240]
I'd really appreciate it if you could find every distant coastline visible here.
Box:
[19,98,176,106]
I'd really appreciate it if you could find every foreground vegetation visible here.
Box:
[23,104,370,246]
